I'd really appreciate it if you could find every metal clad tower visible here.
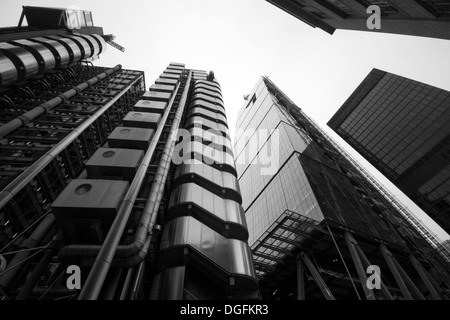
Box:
[0,14,258,298]
[0,6,258,300]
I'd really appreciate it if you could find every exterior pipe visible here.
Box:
[15,232,62,300]
[0,65,125,211]
[0,64,120,140]
[78,72,192,300]
[78,234,151,269]
[0,214,55,292]
[409,254,442,300]
[58,77,183,261]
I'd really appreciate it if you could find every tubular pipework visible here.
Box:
[0,65,140,212]
[0,64,121,140]
[58,77,183,262]
[0,34,106,87]
[15,232,62,300]
[0,213,55,292]
[77,72,192,300]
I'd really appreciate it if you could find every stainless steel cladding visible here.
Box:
[87,34,107,55]
[193,86,223,101]
[0,52,18,87]
[196,79,221,89]
[46,35,83,61]
[30,37,71,68]
[0,33,106,87]
[191,92,224,108]
[8,39,56,72]
[190,98,226,114]
[159,216,257,286]
[167,182,248,240]
[187,107,228,126]
[189,126,233,151]
[155,78,258,299]
[0,43,38,87]
[185,117,230,137]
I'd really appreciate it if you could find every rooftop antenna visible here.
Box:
[102,34,125,52]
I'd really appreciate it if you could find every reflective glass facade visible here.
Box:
[328,68,450,234]
[235,77,416,248]
[235,77,450,300]
[266,0,450,40]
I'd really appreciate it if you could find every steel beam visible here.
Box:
[296,254,305,300]
[353,237,394,300]
[409,254,442,300]
[344,232,376,300]
[393,258,426,300]
[300,251,335,300]
[380,244,413,300]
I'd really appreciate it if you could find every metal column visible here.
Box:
[408,255,442,300]
[296,253,305,300]
[392,258,426,300]
[344,232,376,300]
[351,234,394,300]
[300,251,335,300]
[379,244,413,300]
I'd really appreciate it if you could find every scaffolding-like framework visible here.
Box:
[0,65,145,250]
[252,209,324,279]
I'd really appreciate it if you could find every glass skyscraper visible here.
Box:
[328,68,450,236]
[234,76,450,300]
[266,0,450,40]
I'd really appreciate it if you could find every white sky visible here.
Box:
[1,0,449,240]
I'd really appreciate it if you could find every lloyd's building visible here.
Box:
[0,6,258,300]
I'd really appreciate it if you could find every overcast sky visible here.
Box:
[1,0,449,240]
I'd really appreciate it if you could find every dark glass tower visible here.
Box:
[328,69,450,236]
[266,0,450,40]
[234,76,450,300]
[0,7,257,300]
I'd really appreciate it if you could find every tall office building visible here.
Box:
[266,0,450,40]
[234,76,450,300]
[328,68,450,237]
[0,7,257,300]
